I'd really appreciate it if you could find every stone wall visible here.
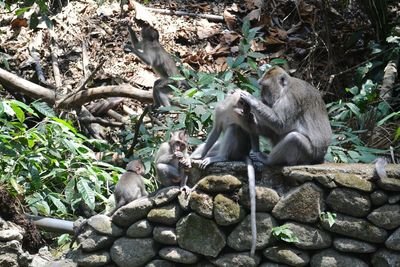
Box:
[66,163,400,267]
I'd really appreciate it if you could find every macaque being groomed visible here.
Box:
[190,90,258,257]
[109,160,148,215]
[155,130,191,188]
[240,66,332,166]
[127,24,188,108]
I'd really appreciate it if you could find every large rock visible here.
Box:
[321,213,387,243]
[285,222,331,250]
[126,219,153,238]
[80,230,115,252]
[153,186,180,206]
[377,177,400,191]
[189,190,213,218]
[385,227,400,251]
[263,245,309,267]
[197,174,242,193]
[75,251,111,267]
[370,190,388,206]
[367,204,400,230]
[176,213,225,257]
[259,264,290,267]
[214,194,245,225]
[110,238,157,267]
[227,213,278,251]
[333,238,376,253]
[0,230,23,242]
[332,173,373,192]
[112,197,154,227]
[211,252,261,267]
[147,203,182,225]
[159,247,199,264]
[87,214,123,237]
[272,183,323,223]
[326,188,370,217]
[371,249,400,267]
[239,185,280,212]
[310,249,368,267]
[153,226,177,245]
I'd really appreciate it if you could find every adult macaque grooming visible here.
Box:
[155,130,191,188]
[240,66,332,166]
[127,24,187,108]
[190,91,258,256]
[109,160,148,215]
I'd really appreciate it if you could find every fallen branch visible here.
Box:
[56,84,153,109]
[145,7,224,21]
[0,67,56,105]
[50,38,62,88]
[80,116,124,127]
[379,57,398,102]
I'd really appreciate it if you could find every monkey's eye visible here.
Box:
[279,76,288,87]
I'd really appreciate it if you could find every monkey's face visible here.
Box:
[170,131,188,152]
[258,66,289,105]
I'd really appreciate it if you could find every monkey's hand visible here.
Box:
[250,151,269,164]
[240,91,258,106]
[200,158,211,169]
[179,158,191,168]
[174,151,184,158]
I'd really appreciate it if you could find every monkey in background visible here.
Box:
[190,90,258,257]
[126,24,188,108]
[239,66,332,166]
[109,159,148,215]
[155,130,191,188]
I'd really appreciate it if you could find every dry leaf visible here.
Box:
[251,40,267,52]
[222,31,240,44]
[244,8,261,22]
[132,69,157,87]
[223,9,236,30]
[11,18,28,29]
[197,19,220,39]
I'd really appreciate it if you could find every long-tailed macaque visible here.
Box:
[109,160,148,215]
[239,66,332,166]
[190,91,258,257]
[155,130,191,188]
[127,24,188,108]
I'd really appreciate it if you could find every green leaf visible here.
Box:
[77,179,95,210]
[10,103,25,123]
[52,118,77,133]
[29,13,39,29]
[270,58,287,66]
[49,195,67,214]
[32,101,56,117]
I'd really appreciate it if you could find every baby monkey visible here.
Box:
[127,23,188,108]
[155,130,191,188]
[109,159,148,215]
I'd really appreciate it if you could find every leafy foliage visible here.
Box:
[271,224,299,243]
[0,99,123,218]
[320,211,337,227]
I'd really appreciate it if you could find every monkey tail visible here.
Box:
[246,156,257,257]
[374,157,388,179]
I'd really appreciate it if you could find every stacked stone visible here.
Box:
[68,163,400,267]
[0,216,30,266]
